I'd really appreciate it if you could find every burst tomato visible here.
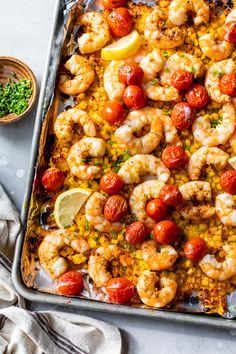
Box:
[159,184,183,206]
[102,101,126,125]
[41,167,64,192]
[104,195,128,221]
[171,70,193,91]
[146,198,168,221]
[101,0,126,10]
[56,271,84,296]
[100,171,124,194]
[224,21,236,43]
[118,64,144,85]
[220,170,236,194]
[153,220,179,245]
[106,277,135,303]
[108,8,132,37]
[162,145,188,169]
[185,84,209,109]
[184,238,207,262]
[125,221,148,245]
[219,73,236,97]
[123,85,146,109]
[171,102,195,130]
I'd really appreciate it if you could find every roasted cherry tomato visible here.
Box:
[100,171,124,195]
[106,277,135,303]
[123,85,146,109]
[159,184,183,207]
[118,64,144,85]
[224,21,236,43]
[220,170,236,194]
[104,194,128,222]
[102,101,126,125]
[171,102,195,130]
[41,167,64,192]
[184,238,207,262]
[219,73,236,97]
[185,84,209,109]
[146,198,168,221]
[108,8,132,37]
[56,271,84,296]
[101,0,126,10]
[153,220,179,245]
[125,221,148,245]
[162,145,188,169]
[171,70,193,91]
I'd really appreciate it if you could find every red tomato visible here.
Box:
[159,185,183,206]
[56,271,84,296]
[125,221,148,245]
[123,85,146,109]
[171,102,195,130]
[184,238,207,262]
[102,101,126,125]
[41,167,64,192]
[108,8,132,37]
[101,0,126,10]
[106,277,135,303]
[171,70,193,91]
[224,21,236,43]
[146,198,168,221]
[100,171,124,194]
[118,64,144,85]
[104,195,128,221]
[185,84,209,109]
[220,170,236,194]
[162,145,188,169]
[153,220,179,245]
[219,73,236,97]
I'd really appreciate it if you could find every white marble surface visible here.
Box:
[1,1,236,353]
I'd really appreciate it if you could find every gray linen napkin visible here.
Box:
[0,185,122,354]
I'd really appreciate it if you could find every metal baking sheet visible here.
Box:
[12,0,236,328]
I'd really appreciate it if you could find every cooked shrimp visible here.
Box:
[137,270,177,308]
[118,155,170,184]
[38,229,89,278]
[160,53,205,87]
[139,49,164,81]
[58,55,95,96]
[192,103,235,147]
[205,59,236,103]
[229,130,236,154]
[114,107,163,155]
[104,60,126,101]
[225,9,236,24]
[85,192,122,232]
[177,181,215,221]
[141,240,178,271]
[54,107,96,142]
[78,12,110,54]
[144,7,185,49]
[215,193,236,226]
[199,243,236,281]
[88,245,122,287]
[169,0,209,26]
[188,147,229,180]
[129,180,165,229]
[199,33,234,61]
[159,112,182,146]
[67,138,106,180]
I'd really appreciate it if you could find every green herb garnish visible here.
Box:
[189,65,195,74]
[211,114,223,128]
[85,218,89,231]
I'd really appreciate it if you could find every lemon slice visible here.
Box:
[54,188,91,228]
[229,156,236,170]
[101,30,142,61]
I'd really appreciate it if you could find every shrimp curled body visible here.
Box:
[215,193,236,226]
[169,0,209,26]
[199,33,234,61]
[141,240,178,271]
[104,60,126,101]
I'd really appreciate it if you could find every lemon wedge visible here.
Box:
[101,30,142,61]
[54,188,91,229]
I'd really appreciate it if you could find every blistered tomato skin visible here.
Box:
[162,146,188,169]
[153,220,179,245]
[219,73,236,97]
[224,21,236,43]
[125,221,148,245]
[184,238,207,262]
[101,0,126,10]
[185,84,209,109]
[42,167,65,192]
[171,70,193,91]
[159,185,183,206]
[108,8,132,37]
[146,198,168,221]
[171,102,195,130]
[106,277,135,303]
[123,85,146,109]
[100,171,124,195]
[118,64,144,85]
[220,170,236,194]
[102,101,126,125]
[104,195,128,222]
[56,271,84,296]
